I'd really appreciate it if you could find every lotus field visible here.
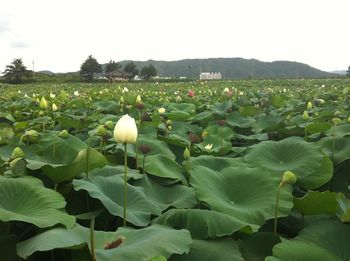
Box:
[2,78,350,261]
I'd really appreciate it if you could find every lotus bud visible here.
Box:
[114,114,138,144]
[167,125,172,130]
[11,147,25,160]
[202,131,208,138]
[347,117,350,123]
[120,96,124,103]
[282,171,297,185]
[332,118,342,125]
[302,111,309,121]
[96,125,107,136]
[158,107,166,115]
[136,95,142,104]
[10,158,26,176]
[140,144,151,155]
[306,101,312,110]
[38,110,44,117]
[58,129,69,138]
[39,97,48,109]
[217,119,226,126]
[52,103,58,112]
[183,147,190,160]
[104,120,114,129]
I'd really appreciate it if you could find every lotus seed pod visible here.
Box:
[334,111,341,116]
[183,147,190,160]
[58,129,69,138]
[306,101,312,110]
[302,111,309,121]
[96,125,107,136]
[282,171,297,185]
[332,118,342,125]
[11,147,25,160]
[166,120,172,126]
[10,158,26,176]
[39,97,48,109]
[105,121,114,129]
[24,130,40,143]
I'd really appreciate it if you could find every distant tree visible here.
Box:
[123,62,139,78]
[140,64,157,80]
[80,55,102,82]
[3,58,31,84]
[105,60,121,82]
[347,66,350,77]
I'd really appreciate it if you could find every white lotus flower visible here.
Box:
[113,114,138,144]
[205,144,213,150]
[50,93,56,98]
[74,91,79,96]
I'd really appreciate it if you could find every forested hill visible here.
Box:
[119,58,333,79]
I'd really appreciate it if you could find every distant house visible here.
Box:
[105,70,132,83]
[134,75,141,81]
[199,72,222,80]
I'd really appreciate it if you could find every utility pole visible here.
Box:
[32,60,36,80]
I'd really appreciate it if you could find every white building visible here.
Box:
[199,72,222,80]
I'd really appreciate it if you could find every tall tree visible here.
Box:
[123,62,139,78]
[3,58,31,84]
[80,55,102,82]
[140,64,157,80]
[105,60,121,83]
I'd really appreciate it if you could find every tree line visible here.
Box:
[1,56,158,84]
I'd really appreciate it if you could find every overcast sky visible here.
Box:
[1,0,349,73]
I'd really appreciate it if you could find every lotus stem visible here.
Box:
[332,124,336,162]
[274,182,283,237]
[123,143,128,227]
[142,154,146,174]
[304,126,307,141]
[86,147,90,178]
[90,217,96,261]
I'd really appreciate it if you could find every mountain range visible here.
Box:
[40,58,340,79]
[117,58,335,79]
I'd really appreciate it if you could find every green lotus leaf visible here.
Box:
[0,132,87,170]
[17,224,191,261]
[270,95,287,108]
[144,155,187,183]
[170,238,243,261]
[43,147,108,183]
[189,164,293,229]
[226,111,256,128]
[72,174,160,226]
[244,137,333,189]
[128,128,176,163]
[92,101,118,113]
[306,122,332,135]
[0,112,16,122]
[325,124,350,138]
[267,219,350,261]
[133,175,197,211]
[318,136,350,165]
[251,114,282,133]
[294,191,339,216]
[167,103,196,120]
[0,176,75,228]
[154,209,256,239]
